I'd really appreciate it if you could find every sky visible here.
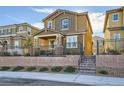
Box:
[0,6,120,37]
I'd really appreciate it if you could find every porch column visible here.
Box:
[56,34,62,46]
[34,36,39,47]
[55,34,63,55]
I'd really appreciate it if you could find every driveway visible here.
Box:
[0,78,88,86]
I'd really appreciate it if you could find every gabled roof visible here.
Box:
[103,7,124,33]
[42,9,87,22]
[42,9,93,34]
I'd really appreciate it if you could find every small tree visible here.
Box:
[0,41,8,56]
[24,37,33,56]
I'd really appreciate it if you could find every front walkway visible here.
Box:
[0,71,124,85]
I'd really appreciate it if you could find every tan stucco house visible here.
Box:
[103,7,124,53]
[0,23,41,55]
[34,9,93,55]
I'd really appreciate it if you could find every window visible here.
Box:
[61,18,69,30]
[15,40,19,48]
[0,30,2,35]
[66,36,77,48]
[112,13,119,22]
[27,27,32,35]
[48,21,52,29]
[113,33,120,40]
[19,26,23,32]
[0,30,4,35]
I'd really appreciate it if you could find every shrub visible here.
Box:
[12,66,24,71]
[3,52,11,56]
[26,67,36,71]
[106,48,120,55]
[98,70,108,75]
[40,50,46,55]
[64,66,76,73]
[34,51,40,56]
[39,67,48,72]
[51,66,62,72]
[0,66,10,71]
[24,53,30,56]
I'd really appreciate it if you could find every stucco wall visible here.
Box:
[0,55,79,67]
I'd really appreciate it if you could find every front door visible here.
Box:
[49,40,55,49]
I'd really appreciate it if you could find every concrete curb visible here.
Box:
[0,71,124,85]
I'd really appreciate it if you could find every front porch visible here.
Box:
[34,34,64,55]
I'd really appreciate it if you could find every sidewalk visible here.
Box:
[0,71,124,85]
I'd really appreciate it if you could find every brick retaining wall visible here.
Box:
[96,55,124,77]
[0,55,79,67]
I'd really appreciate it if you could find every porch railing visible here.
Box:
[96,38,124,55]
[0,43,83,56]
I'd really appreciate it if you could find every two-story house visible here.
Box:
[34,9,93,55]
[103,7,124,53]
[0,23,41,55]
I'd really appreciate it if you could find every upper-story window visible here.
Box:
[19,26,24,32]
[27,27,32,35]
[48,21,52,29]
[0,30,3,35]
[113,33,120,40]
[112,13,119,22]
[61,18,70,30]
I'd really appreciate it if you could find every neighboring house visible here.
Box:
[93,36,104,55]
[0,23,41,55]
[34,9,93,55]
[103,7,124,53]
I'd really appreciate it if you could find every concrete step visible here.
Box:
[79,68,96,70]
[80,63,96,66]
[82,59,96,61]
[80,61,95,63]
[82,56,96,58]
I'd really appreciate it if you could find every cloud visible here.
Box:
[32,22,44,29]
[89,12,105,37]
[32,8,55,14]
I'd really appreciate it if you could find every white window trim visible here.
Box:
[48,21,52,29]
[112,13,119,22]
[66,35,77,48]
[61,18,69,30]
[27,27,32,36]
[113,33,120,40]
[19,26,24,32]
[14,40,20,48]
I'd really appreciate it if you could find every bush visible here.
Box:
[24,53,30,56]
[12,66,24,71]
[26,67,36,71]
[64,66,76,73]
[98,70,108,75]
[3,52,11,56]
[39,67,48,72]
[40,50,46,55]
[106,48,120,55]
[13,51,21,56]
[34,51,40,56]
[51,66,62,72]
[0,66,10,71]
